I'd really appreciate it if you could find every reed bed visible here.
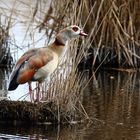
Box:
[36,0,91,121]
[43,40,89,122]
[37,0,140,121]
[0,16,13,67]
[42,0,140,69]
[74,0,140,68]
[47,0,140,68]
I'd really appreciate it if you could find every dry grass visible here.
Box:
[38,0,140,122]
[76,0,140,68]
[44,0,140,69]
[43,40,89,122]
[0,15,13,67]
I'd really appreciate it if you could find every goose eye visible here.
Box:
[72,26,79,32]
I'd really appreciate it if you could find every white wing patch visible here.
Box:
[33,52,58,81]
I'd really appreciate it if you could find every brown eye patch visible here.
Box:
[72,26,79,32]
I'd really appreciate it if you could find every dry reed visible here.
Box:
[77,0,140,68]
[0,15,13,67]
[40,0,140,122]
[0,0,90,122]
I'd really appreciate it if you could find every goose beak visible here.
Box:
[79,30,88,37]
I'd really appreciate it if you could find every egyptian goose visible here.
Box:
[8,25,87,102]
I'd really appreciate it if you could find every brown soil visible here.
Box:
[0,100,59,125]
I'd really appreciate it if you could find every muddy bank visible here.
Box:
[0,100,61,125]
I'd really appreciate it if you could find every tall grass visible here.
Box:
[38,0,140,121]
[37,0,91,122]
[75,0,140,68]
[0,16,13,67]
[47,0,140,68]
[43,0,140,69]
[43,40,89,122]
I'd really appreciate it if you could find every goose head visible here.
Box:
[56,25,87,45]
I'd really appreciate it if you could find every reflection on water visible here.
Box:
[1,70,140,140]
[82,70,140,140]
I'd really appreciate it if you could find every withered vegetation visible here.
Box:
[0,18,13,67]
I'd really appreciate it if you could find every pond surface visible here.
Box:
[1,70,140,140]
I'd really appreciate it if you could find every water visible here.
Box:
[1,70,140,139]
[82,70,140,140]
